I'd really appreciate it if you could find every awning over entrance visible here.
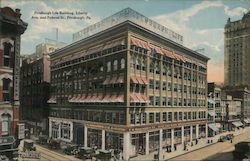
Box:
[243,119,250,124]
[208,123,219,131]
[232,121,243,127]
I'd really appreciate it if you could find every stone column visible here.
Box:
[102,129,105,150]
[196,124,199,139]
[190,125,193,141]
[146,132,149,155]
[70,122,73,141]
[58,121,61,139]
[159,129,163,151]
[84,126,88,147]
[123,132,130,161]
[181,126,184,144]
[171,128,174,151]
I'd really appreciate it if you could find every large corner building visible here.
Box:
[48,8,209,160]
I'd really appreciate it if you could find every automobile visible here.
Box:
[233,141,250,160]
[37,135,48,145]
[218,136,227,142]
[75,147,95,159]
[63,144,78,155]
[48,139,61,149]
[226,133,234,140]
[23,139,36,152]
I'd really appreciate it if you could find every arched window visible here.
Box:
[2,113,10,135]
[121,58,125,69]
[3,42,12,67]
[113,60,118,71]
[107,61,111,72]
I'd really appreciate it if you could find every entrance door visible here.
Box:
[76,127,84,145]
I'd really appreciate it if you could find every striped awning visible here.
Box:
[131,37,150,50]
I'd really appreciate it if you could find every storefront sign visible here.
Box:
[18,123,25,139]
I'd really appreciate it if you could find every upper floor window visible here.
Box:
[107,61,111,72]
[3,42,12,67]
[113,60,118,71]
[121,58,125,69]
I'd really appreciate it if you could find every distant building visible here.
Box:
[0,6,27,158]
[224,11,250,88]
[222,86,250,118]
[20,40,66,136]
[48,8,209,160]
[207,83,222,136]
[221,95,242,131]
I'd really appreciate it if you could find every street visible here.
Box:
[170,130,250,161]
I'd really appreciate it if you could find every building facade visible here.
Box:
[221,95,242,131]
[20,40,66,136]
[0,6,27,158]
[224,11,250,88]
[48,8,209,160]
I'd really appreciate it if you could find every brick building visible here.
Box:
[0,6,27,158]
[20,39,66,136]
[48,8,209,160]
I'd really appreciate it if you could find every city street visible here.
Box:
[18,140,81,161]
[170,129,250,161]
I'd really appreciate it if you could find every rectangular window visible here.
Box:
[155,96,160,106]
[178,98,182,106]
[174,98,177,106]
[168,82,171,91]
[184,112,187,120]
[156,112,160,123]
[142,113,146,124]
[149,113,154,123]
[155,81,160,90]
[174,112,178,121]
[162,97,166,106]
[179,112,182,121]
[135,113,140,124]
[168,97,172,106]
[168,112,172,122]
[150,79,154,89]
[188,112,191,120]
[149,96,154,106]
[162,82,166,91]
[130,113,135,124]
[162,112,167,122]
[174,84,178,92]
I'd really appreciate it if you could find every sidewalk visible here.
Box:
[130,126,250,161]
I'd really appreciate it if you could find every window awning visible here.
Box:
[116,75,124,84]
[109,75,117,84]
[86,45,103,55]
[130,76,138,84]
[141,95,149,103]
[90,95,98,102]
[103,77,111,85]
[109,95,117,102]
[85,95,92,103]
[78,95,86,103]
[116,94,124,103]
[149,44,163,54]
[135,93,144,102]
[130,93,139,103]
[232,121,243,127]
[208,111,215,116]
[48,96,56,104]
[136,77,144,84]
[131,37,150,50]
[141,77,148,85]
[102,94,111,103]
[104,39,125,50]
[162,49,175,59]
[208,123,219,131]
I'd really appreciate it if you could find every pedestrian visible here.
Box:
[230,139,233,143]
[174,144,177,151]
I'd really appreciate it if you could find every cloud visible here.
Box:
[224,6,248,17]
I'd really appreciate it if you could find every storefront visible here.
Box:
[105,132,123,150]
[149,131,159,153]
[131,133,146,155]
[87,128,102,149]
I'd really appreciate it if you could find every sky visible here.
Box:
[1,0,250,83]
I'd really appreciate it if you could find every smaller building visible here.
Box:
[20,39,66,136]
[221,95,242,131]
[207,83,222,136]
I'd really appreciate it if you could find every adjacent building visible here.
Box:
[224,11,250,88]
[0,6,27,158]
[20,39,66,136]
[48,8,209,160]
